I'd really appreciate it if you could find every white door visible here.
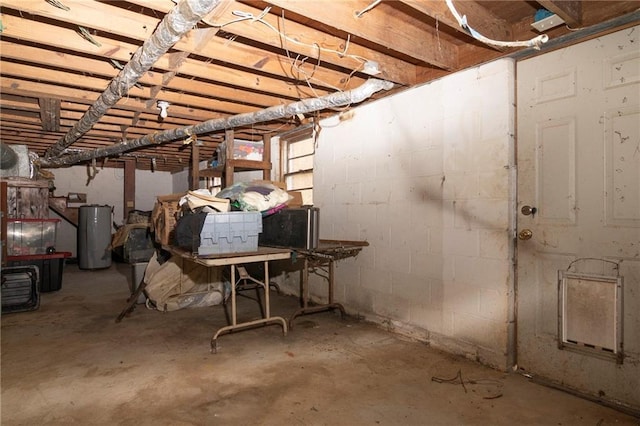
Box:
[516,26,640,410]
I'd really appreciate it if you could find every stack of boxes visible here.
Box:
[2,179,70,314]
[6,218,68,293]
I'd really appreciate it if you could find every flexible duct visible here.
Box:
[44,0,221,159]
[39,78,394,168]
[0,142,19,169]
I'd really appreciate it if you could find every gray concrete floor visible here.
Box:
[2,262,638,426]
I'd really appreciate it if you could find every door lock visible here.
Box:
[519,229,533,240]
[521,205,537,216]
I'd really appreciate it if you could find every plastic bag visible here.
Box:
[216,181,291,212]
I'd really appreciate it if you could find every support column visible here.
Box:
[190,140,200,190]
[123,160,135,222]
[262,133,272,181]
[224,129,234,187]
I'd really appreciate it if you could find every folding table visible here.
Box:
[165,245,291,352]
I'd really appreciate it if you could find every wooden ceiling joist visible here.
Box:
[1,0,358,92]
[265,0,458,70]
[0,13,316,100]
[397,0,512,50]
[537,1,583,27]
[1,0,637,173]
[129,0,418,86]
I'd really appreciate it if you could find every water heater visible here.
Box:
[78,205,112,270]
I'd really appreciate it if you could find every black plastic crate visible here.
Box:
[112,226,155,263]
[6,252,70,292]
[260,207,319,250]
[1,265,40,313]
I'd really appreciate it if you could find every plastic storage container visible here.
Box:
[123,227,155,263]
[7,252,70,292]
[6,218,59,255]
[1,265,40,313]
[260,207,320,249]
[233,140,263,161]
[112,226,155,263]
[198,211,262,255]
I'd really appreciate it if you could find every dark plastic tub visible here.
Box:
[6,252,71,292]
[1,265,39,313]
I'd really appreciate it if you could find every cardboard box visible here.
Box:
[151,193,186,246]
[287,191,303,207]
[250,180,286,190]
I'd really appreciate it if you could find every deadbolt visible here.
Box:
[519,229,533,240]
[521,205,537,216]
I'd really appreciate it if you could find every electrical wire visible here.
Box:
[276,9,321,96]
[431,370,504,399]
[203,7,367,63]
[445,0,549,50]
[565,24,584,32]
[355,0,383,18]
[201,6,369,91]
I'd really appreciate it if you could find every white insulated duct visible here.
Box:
[44,0,221,159]
[39,79,394,168]
[0,142,19,170]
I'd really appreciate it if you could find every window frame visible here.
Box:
[279,125,315,205]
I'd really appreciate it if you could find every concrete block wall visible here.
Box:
[309,59,516,368]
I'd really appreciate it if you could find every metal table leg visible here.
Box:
[289,257,346,328]
[211,261,288,353]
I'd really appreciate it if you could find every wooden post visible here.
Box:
[1,181,7,265]
[224,129,234,187]
[262,133,272,181]
[190,140,200,190]
[123,159,135,222]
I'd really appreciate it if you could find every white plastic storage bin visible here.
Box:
[6,219,59,255]
[198,211,262,255]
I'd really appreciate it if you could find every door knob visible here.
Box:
[519,229,533,240]
[521,205,537,216]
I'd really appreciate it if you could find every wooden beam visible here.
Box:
[38,98,60,132]
[397,0,512,48]
[2,0,359,92]
[0,77,237,124]
[1,181,7,266]
[123,160,136,222]
[267,0,458,70]
[195,0,416,85]
[0,13,321,100]
[130,0,388,88]
[191,141,200,191]
[224,130,234,188]
[1,62,261,115]
[262,133,272,181]
[537,1,582,27]
[61,101,215,126]
[0,40,161,85]
[2,105,215,143]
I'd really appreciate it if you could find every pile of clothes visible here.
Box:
[215,181,291,213]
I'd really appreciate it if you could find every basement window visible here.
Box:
[280,126,315,205]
